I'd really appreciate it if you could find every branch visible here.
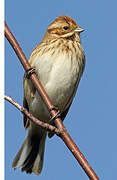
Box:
[5,21,99,180]
[4,95,60,135]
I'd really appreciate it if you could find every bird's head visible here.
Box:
[42,15,84,42]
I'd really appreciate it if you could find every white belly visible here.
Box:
[30,51,80,122]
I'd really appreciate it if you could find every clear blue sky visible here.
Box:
[5,0,117,179]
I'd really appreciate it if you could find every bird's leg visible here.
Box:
[24,67,36,79]
[49,106,61,123]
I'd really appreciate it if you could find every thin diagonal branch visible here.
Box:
[4,95,60,135]
[5,21,99,180]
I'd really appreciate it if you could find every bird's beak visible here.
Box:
[75,27,85,33]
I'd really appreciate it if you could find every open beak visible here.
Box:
[75,27,85,33]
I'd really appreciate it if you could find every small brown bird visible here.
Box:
[12,15,85,175]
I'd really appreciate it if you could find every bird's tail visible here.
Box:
[12,130,46,175]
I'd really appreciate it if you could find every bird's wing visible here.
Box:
[23,96,30,129]
[23,75,36,129]
[22,42,43,129]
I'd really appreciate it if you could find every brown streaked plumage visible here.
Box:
[12,15,85,175]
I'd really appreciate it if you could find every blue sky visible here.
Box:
[5,0,117,179]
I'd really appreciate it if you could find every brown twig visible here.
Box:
[4,95,60,135]
[5,21,99,180]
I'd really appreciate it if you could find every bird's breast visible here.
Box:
[30,45,82,122]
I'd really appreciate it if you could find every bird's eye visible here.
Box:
[63,26,69,30]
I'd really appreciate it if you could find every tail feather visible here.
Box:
[12,132,46,175]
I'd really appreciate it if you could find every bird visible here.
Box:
[12,15,85,175]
